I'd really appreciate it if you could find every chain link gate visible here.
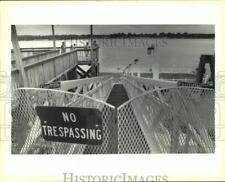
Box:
[117,87,215,153]
[12,88,116,154]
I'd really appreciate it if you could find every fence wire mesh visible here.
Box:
[117,102,151,154]
[11,88,116,154]
[118,87,214,153]
[120,78,145,99]
[11,75,214,154]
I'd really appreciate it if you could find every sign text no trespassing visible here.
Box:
[35,106,103,145]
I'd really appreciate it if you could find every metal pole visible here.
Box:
[90,25,95,76]
[148,43,159,79]
[11,25,28,87]
[153,40,159,79]
[51,25,56,49]
[90,25,93,61]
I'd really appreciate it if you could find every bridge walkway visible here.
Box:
[106,84,129,108]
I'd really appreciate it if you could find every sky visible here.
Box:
[16,25,214,36]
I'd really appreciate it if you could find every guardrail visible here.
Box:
[118,75,214,153]
[11,74,215,154]
[12,88,116,154]
[120,77,145,99]
[59,76,114,107]
[118,86,214,153]
[11,50,60,69]
[64,77,116,154]
[11,47,99,92]
[76,47,99,62]
[117,76,177,153]
[125,75,178,89]
[12,76,115,154]
[60,75,111,91]
[121,75,178,99]
[11,48,55,58]
[11,49,78,93]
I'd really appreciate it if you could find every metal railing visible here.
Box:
[121,75,178,99]
[12,76,115,154]
[125,75,178,89]
[60,75,111,91]
[12,88,116,154]
[59,76,115,110]
[117,76,177,153]
[11,74,215,154]
[118,86,214,153]
[60,75,113,100]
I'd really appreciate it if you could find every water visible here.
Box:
[17,38,214,74]
[98,38,214,74]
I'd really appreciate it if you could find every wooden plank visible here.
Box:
[11,25,28,87]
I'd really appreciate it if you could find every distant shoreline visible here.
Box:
[18,33,215,41]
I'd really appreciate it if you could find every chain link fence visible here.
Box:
[11,75,214,154]
[118,101,151,153]
[118,87,214,153]
[12,88,116,154]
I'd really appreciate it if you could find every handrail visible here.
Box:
[24,49,78,70]
[120,84,214,109]
[11,48,55,52]
[125,75,178,88]
[76,47,99,52]
[118,86,214,153]
[121,77,145,92]
[11,50,59,63]
[12,48,98,72]
[17,87,115,109]
[11,49,78,91]
[11,49,78,73]
[11,46,98,52]
[86,77,113,96]
[12,88,115,154]
[11,46,100,93]
[60,75,111,91]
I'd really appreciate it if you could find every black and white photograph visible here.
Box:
[11,25,215,154]
[2,1,225,182]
